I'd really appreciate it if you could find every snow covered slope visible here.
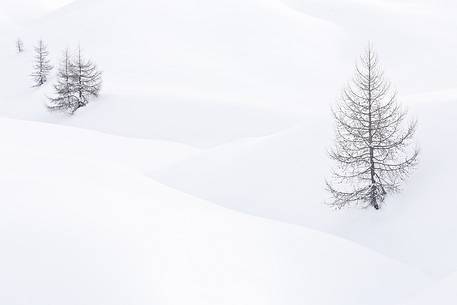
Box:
[155,90,457,277]
[282,0,457,94]
[401,272,457,305]
[0,118,198,172]
[0,118,430,305]
[0,49,298,147]
[0,0,344,147]
[26,0,342,107]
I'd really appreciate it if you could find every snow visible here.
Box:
[0,50,301,147]
[0,0,344,114]
[0,0,456,303]
[0,118,198,172]
[154,91,457,278]
[0,118,430,305]
[401,272,457,305]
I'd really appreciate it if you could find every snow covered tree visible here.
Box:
[326,45,419,210]
[72,47,102,109]
[16,39,24,53]
[48,49,79,113]
[31,40,53,87]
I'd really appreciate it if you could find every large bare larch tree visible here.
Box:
[327,46,419,210]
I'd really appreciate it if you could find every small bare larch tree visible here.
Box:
[31,40,53,87]
[72,47,102,109]
[48,49,79,113]
[326,45,419,210]
[16,39,24,53]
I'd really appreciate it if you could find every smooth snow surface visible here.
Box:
[156,93,457,277]
[0,118,429,305]
[0,0,456,304]
[401,272,457,305]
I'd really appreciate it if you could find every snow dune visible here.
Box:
[400,272,457,305]
[0,118,198,172]
[20,0,342,110]
[155,91,457,277]
[282,0,457,94]
[0,118,429,305]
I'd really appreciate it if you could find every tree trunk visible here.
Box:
[367,50,379,210]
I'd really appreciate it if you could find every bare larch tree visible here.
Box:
[326,45,419,210]
[16,39,24,53]
[48,49,79,113]
[72,47,102,109]
[31,40,53,87]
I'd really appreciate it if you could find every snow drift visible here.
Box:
[0,118,429,305]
